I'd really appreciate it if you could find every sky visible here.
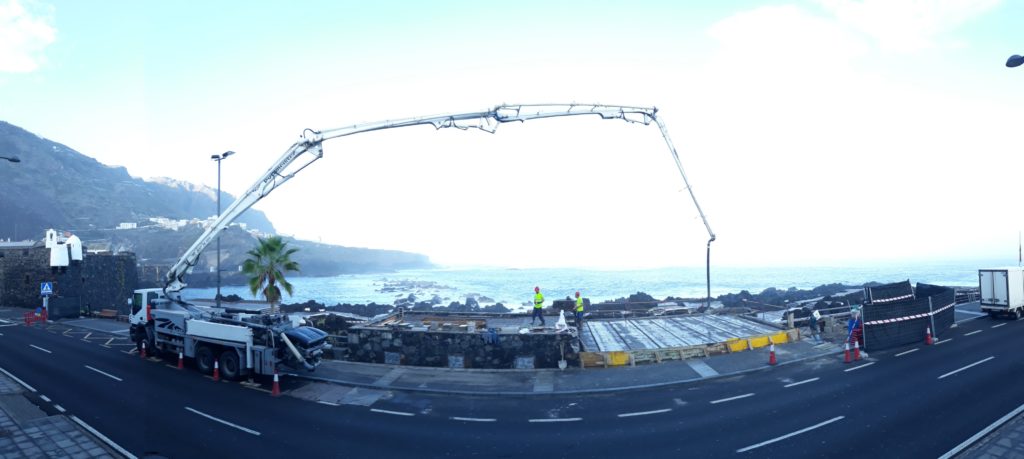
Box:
[1,0,1023,269]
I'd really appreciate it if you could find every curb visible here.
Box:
[285,345,846,397]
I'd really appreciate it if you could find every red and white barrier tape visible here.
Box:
[863,302,955,326]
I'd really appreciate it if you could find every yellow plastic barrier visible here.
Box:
[607,351,631,366]
[727,338,749,352]
[749,335,771,348]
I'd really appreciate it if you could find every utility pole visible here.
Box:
[211,151,235,308]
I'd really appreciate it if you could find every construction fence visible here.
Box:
[862,282,955,351]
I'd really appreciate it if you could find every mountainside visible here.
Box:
[0,120,433,282]
[0,121,275,237]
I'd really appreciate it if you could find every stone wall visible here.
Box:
[0,246,137,317]
[347,325,581,369]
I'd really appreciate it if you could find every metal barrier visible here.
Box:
[24,308,48,326]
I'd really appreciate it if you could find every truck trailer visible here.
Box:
[978,267,1024,319]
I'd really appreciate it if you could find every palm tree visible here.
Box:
[241,236,300,313]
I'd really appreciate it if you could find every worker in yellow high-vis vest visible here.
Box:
[531,286,545,326]
[574,291,584,328]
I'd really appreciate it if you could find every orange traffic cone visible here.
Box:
[177,351,184,370]
[271,368,281,397]
[843,342,851,363]
[140,341,146,359]
[213,359,220,381]
[925,327,933,345]
[768,343,777,365]
[854,340,861,361]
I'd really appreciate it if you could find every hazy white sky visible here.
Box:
[1,0,1023,269]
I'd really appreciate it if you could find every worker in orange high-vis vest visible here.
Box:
[531,286,545,326]
[574,291,584,328]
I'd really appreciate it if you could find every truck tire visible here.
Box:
[195,346,216,374]
[1015,309,1022,320]
[218,350,241,381]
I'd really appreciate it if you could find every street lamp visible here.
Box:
[1008,55,1024,68]
[1,155,20,163]
[211,151,235,308]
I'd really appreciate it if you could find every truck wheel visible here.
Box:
[195,346,215,374]
[218,350,241,381]
[1016,309,1022,320]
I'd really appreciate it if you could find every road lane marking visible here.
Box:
[451,417,497,422]
[895,349,919,357]
[736,416,845,453]
[965,330,982,336]
[528,417,582,423]
[938,401,1024,459]
[71,415,138,459]
[618,408,672,418]
[85,365,123,382]
[54,405,65,413]
[0,366,36,392]
[104,337,115,346]
[784,378,820,388]
[82,332,91,340]
[710,393,754,404]
[29,344,52,354]
[992,323,1006,329]
[938,356,995,380]
[958,310,986,317]
[370,409,414,417]
[317,401,340,407]
[185,407,261,435]
[934,338,953,345]
[39,395,50,402]
[844,362,875,372]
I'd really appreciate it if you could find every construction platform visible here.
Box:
[578,315,798,367]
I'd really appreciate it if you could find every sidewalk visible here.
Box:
[0,371,121,458]
[288,338,844,396]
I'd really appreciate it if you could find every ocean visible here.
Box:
[182,260,997,313]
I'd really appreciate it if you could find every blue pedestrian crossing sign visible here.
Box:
[40,282,53,296]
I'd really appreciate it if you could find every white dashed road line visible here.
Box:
[618,408,672,418]
[528,417,582,423]
[54,405,65,413]
[993,323,1007,329]
[784,378,819,388]
[185,407,261,435]
[710,393,754,404]
[85,365,123,382]
[844,362,875,372]
[965,330,982,336]
[934,338,953,345]
[451,417,497,422]
[29,344,52,354]
[370,409,415,417]
[895,349,919,357]
[317,401,340,407]
[39,395,51,402]
[938,356,995,380]
[736,416,845,453]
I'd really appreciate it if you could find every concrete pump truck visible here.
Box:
[128,104,715,379]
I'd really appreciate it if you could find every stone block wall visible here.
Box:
[0,246,137,317]
[347,326,581,369]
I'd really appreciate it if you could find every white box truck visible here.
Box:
[979,268,1024,319]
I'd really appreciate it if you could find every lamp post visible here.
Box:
[1,155,20,163]
[1008,55,1024,68]
[211,151,235,308]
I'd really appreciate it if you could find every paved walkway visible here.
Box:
[291,338,844,395]
[0,371,120,458]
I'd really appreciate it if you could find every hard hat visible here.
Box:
[534,286,540,292]
[575,291,580,297]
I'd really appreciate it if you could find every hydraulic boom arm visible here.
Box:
[164,103,715,295]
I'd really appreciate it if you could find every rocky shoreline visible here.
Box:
[262,281,919,321]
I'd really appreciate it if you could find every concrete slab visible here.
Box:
[581,315,779,352]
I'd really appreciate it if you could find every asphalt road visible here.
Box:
[0,311,1021,458]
